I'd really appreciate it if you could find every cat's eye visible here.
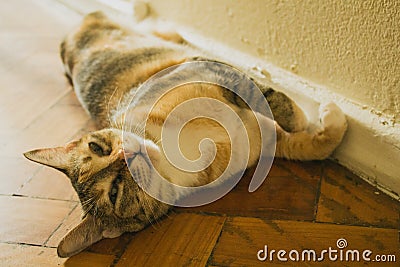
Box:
[109,174,123,206]
[88,142,106,156]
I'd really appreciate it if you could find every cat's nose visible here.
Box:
[117,148,133,159]
[116,148,126,160]
[119,148,136,160]
[122,149,139,167]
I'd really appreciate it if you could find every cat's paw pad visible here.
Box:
[319,102,347,130]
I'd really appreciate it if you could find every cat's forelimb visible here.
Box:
[275,102,347,160]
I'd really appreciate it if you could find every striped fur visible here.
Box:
[24,11,347,258]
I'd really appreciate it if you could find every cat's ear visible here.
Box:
[57,215,103,258]
[23,142,76,171]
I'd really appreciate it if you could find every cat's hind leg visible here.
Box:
[275,102,347,160]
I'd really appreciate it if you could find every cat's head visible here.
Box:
[24,128,169,258]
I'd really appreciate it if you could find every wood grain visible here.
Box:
[116,213,226,267]
[210,217,399,267]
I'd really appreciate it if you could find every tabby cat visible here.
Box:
[24,12,347,257]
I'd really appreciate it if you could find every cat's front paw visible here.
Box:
[319,102,347,132]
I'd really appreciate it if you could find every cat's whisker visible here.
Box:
[141,192,160,230]
[81,199,95,212]
[81,200,95,211]
[80,198,94,207]
[136,166,163,229]
[114,89,127,130]
[124,107,146,137]
[134,121,146,138]
[81,192,101,218]
[80,195,95,207]
[81,203,94,218]
[151,201,165,228]
[107,86,119,128]
[137,192,155,228]
[153,137,162,147]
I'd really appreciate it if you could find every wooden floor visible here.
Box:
[0,1,399,266]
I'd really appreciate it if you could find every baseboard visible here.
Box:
[267,65,400,201]
[54,0,400,200]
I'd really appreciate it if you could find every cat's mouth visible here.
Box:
[124,144,154,171]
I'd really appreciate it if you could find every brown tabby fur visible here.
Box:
[24,12,347,257]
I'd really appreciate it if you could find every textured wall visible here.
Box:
[147,0,399,121]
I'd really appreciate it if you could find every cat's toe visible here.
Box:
[319,102,347,131]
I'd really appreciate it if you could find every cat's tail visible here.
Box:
[275,102,347,160]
